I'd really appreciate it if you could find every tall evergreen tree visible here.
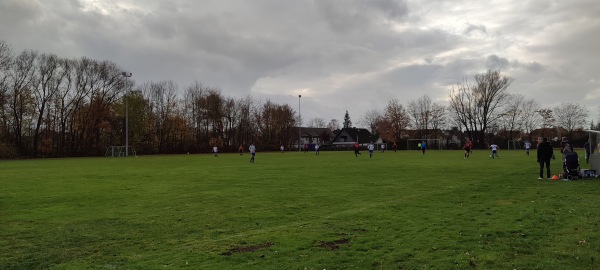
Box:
[343,110,352,128]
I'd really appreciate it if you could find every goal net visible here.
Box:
[105,146,127,157]
[507,140,522,150]
[406,139,443,150]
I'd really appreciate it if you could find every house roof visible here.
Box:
[331,128,379,143]
[303,127,331,137]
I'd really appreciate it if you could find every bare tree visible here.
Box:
[0,40,13,142]
[257,99,276,144]
[236,95,257,146]
[537,108,554,139]
[407,95,446,138]
[222,97,237,147]
[429,103,446,131]
[307,117,326,128]
[0,40,11,70]
[359,110,382,135]
[327,119,340,131]
[31,53,68,156]
[448,70,512,147]
[521,98,542,140]
[6,50,38,155]
[273,104,297,148]
[497,93,527,140]
[142,80,180,152]
[553,102,589,138]
[183,81,207,151]
[378,99,410,143]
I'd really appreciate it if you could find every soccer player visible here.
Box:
[249,143,256,163]
[353,142,361,157]
[380,143,385,153]
[239,145,244,156]
[213,145,218,157]
[392,142,397,152]
[420,141,427,155]
[280,144,284,153]
[315,144,320,155]
[367,142,375,158]
[524,140,531,156]
[303,144,309,153]
[489,143,499,159]
[463,140,473,159]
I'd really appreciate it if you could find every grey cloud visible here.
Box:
[512,61,545,73]
[368,0,409,19]
[1,0,599,124]
[0,0,43,26]
[485,55,510,70]
[314,0,408,33]
[463,23,487,36]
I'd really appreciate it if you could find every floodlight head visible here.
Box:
[122,72,132,77]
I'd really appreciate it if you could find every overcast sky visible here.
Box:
[1,0,599,126]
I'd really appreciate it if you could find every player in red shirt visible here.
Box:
[463,140,473,159]
[353,142,361,157]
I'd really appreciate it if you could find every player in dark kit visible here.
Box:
[463,140,473,159]
[354,142,361,157]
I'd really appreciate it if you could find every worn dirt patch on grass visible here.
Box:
[317,238,350,250]
[221,242,274,256]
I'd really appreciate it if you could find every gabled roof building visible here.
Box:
[330,128,381,145]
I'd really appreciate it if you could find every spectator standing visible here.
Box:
[537,138,554,180]
[249,143,256,163]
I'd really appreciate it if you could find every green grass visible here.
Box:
[2,149,600,269]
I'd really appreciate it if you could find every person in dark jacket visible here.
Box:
[537,137,554,180]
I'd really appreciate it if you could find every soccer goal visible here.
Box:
[105,146,132,157]
[406,139,443,150]
[507,140,522,150]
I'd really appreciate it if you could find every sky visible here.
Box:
[1,0,599,127]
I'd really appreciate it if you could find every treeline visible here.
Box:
[1,40,594,158]
[0,41,297,158]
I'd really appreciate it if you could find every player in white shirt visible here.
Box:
[367,142,375,158]
[524,141,531,156]
[249,143,256,163]
[213,145,218,157]
[489,144,499,159]
[315,144,320,155]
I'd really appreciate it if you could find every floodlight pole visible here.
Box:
[298,94,301,152]
[121,72,132,157]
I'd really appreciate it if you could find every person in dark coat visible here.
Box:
[537,137,554,180]
[584,141,591,164]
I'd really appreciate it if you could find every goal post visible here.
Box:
[507,140,522,150]
[406,139,443,150]
[105,146,126,157]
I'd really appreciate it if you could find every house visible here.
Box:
[330,128,381,146]
[293,127,334,147]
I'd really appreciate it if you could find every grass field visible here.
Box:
[2,149,600,269]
